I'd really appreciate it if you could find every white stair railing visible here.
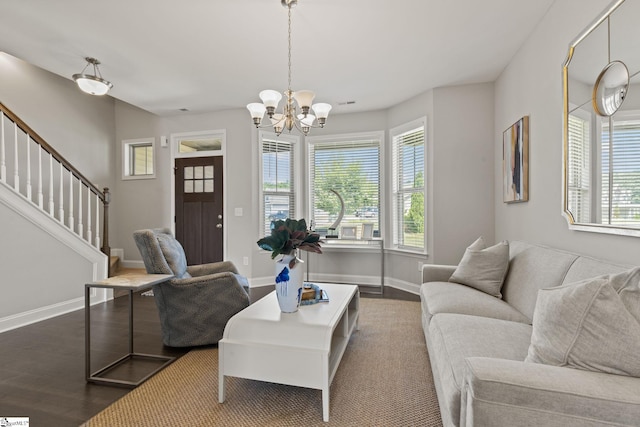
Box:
[0,103,111,270]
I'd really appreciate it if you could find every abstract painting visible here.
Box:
[503,116,529,203]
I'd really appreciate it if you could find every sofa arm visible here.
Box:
[422,264,457,283]
[462,357,640,427]
[187,260,238,277]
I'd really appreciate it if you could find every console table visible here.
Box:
[306,238,384,294]
[85,273,175,387]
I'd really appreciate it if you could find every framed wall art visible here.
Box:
[340,226,357,239]
[503,116,529,203]
[361,223,374,240]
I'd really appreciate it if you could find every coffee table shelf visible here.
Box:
[218,283,359,422]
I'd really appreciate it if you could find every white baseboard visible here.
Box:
[384,277,421,295]
[121,259,145,269]
[0,288,111,333]
[111,248,124,260]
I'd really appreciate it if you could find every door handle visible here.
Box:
[216,223,223,229]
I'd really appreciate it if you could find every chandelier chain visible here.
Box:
[287,4,292,92]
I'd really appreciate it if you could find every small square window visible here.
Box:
[123,137,156,180]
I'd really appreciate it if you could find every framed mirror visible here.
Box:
[563,0,640,237]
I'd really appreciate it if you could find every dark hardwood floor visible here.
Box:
[0,283,418,426]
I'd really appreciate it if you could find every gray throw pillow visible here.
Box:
[449,237,509,298]
[156,233,191,279]
[526,269,640,377]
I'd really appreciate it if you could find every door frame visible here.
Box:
[169,129,227,260]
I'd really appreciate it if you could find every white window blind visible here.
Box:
[308,134,381,237]
[131,143,153,176]
[567,113,591,223]
[601,117,640,226]
[261,135,296,235]
[391,121,425,250]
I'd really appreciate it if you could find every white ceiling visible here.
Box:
[0,0,556,117]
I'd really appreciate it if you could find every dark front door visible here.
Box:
[175,156,223,264]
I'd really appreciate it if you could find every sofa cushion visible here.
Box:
[156,233,191,279]
[463,358,640,427]
[526,268,640,377]
[449,237,509,298]
[501,241,578,321]
[429,313,532,427]
[561,255,630,286]
[421,282,530,325]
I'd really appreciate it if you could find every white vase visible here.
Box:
[274,253,305,313]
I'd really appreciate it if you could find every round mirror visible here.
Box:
[592,60,630,116]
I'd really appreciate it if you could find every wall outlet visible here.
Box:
[235,207,243,217]
[243,256,249,266]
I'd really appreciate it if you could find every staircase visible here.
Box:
[110,255,121,276]
[0,101,117,332]
[0,102,112,273]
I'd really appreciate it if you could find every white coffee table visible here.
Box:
[218,283,360,422]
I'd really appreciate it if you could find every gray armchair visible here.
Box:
[133,228,250,347]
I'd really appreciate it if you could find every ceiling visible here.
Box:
[0,0,556,117]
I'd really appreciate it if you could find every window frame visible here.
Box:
[306,130,385,240]
[122,137,156,180]
[258,130,302,237]
[599,109,640,227]
[567,108,593,223]
[390,117,427,253]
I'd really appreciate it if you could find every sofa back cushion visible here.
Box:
[502,241,578,321]
[562,256,629,286]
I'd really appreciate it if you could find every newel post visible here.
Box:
[101,187,111,275]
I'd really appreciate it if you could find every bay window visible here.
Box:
[260,131,299,235]
[307,132,383,238]
[391,118,426,251]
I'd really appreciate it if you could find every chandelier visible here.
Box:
[246,0,331,136]
[72,57,113,96]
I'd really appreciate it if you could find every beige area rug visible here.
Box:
[82,298,443,427]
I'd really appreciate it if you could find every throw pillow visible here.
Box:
[525,271,640,377]
[448,237,509,298]
[608,267,640,323]
[156,233,191,279]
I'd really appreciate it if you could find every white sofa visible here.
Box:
[420,240,640,427]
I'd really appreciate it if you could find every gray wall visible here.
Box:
[0,53,115,327]
[0,53,115,188]
[494,0,640,267]
[113,102,256,277]
[112,84,495,290]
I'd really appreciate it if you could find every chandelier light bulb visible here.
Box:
[259,90,283,109]
[312,103,332,126]
[247,103,267,125]
[293,90,316,114]
[270,113,285,135]
[297,113,316,127]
